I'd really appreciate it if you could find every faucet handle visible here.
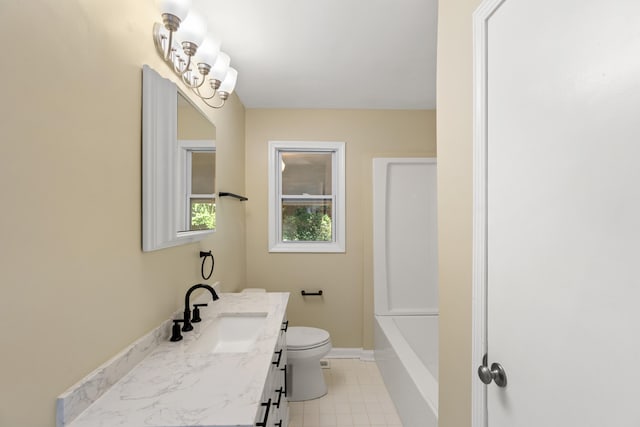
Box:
[170,319,184,342]
[192,303,208,323]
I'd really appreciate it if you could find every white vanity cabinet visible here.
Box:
[256,319,289,427]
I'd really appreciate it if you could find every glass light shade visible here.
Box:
[157,0,191,21]
[197,36,221,67]
[210,52,230,81]
[176,11,207,47]
[219,68,238,94]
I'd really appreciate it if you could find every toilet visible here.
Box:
[241,288,332,401]
[286,326,332,401]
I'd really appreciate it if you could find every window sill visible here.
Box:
[175,229,215,243]
[269,241,345,253]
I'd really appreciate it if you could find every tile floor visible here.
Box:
[288,359,403,427]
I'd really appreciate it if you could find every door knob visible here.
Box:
[478,362,507,387]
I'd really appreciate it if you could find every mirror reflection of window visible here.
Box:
[177,92,216,233]
[189,151,216,231]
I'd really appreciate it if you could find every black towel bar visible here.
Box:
[301,290,323,296]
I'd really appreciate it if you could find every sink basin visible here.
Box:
[187,312,268,354]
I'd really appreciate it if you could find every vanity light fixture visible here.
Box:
[153,0,238,108]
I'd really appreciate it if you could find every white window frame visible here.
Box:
[177,139,216,235]
[268,141,346,253]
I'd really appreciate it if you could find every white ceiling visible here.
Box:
[192,0,438,110]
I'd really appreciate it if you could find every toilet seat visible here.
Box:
[287,327,331,351]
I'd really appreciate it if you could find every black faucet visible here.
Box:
[182,284,219,332]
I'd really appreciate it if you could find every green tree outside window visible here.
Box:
[191,202,216,230]
[282,207,331,241]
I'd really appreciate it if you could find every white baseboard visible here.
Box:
[326,348,375,361]
[360,350,375,362]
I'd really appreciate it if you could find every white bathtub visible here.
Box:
[374,315,438,427]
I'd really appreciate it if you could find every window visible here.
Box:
[268,141,345,252]
[178,140,216,233]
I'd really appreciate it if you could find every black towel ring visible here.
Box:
[200,251,214,280]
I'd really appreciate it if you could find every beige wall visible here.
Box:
[0,2,245,426]
[437,0,482,426]
[244,109,436,349]
[178,100,217,140]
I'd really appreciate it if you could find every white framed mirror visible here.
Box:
[142,65,216,252]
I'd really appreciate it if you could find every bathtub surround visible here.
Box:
[372,158,439,426]
[372,158,438,317]
[58,291,289,427]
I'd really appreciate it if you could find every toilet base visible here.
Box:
[286,359,328,401]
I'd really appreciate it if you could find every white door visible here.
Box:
[475,0,640,425]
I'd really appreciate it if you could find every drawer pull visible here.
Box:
[281,320,289,332]
[281,365,287,397]
[256,399,271,427]
[272,349,283,367]
[275,421,283,427]
[272,387,285,408]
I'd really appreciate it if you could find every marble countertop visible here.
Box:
[66,292,289,427]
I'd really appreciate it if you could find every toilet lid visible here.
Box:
[287,327,330,350]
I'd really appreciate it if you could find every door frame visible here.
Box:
[471,0,508,426]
